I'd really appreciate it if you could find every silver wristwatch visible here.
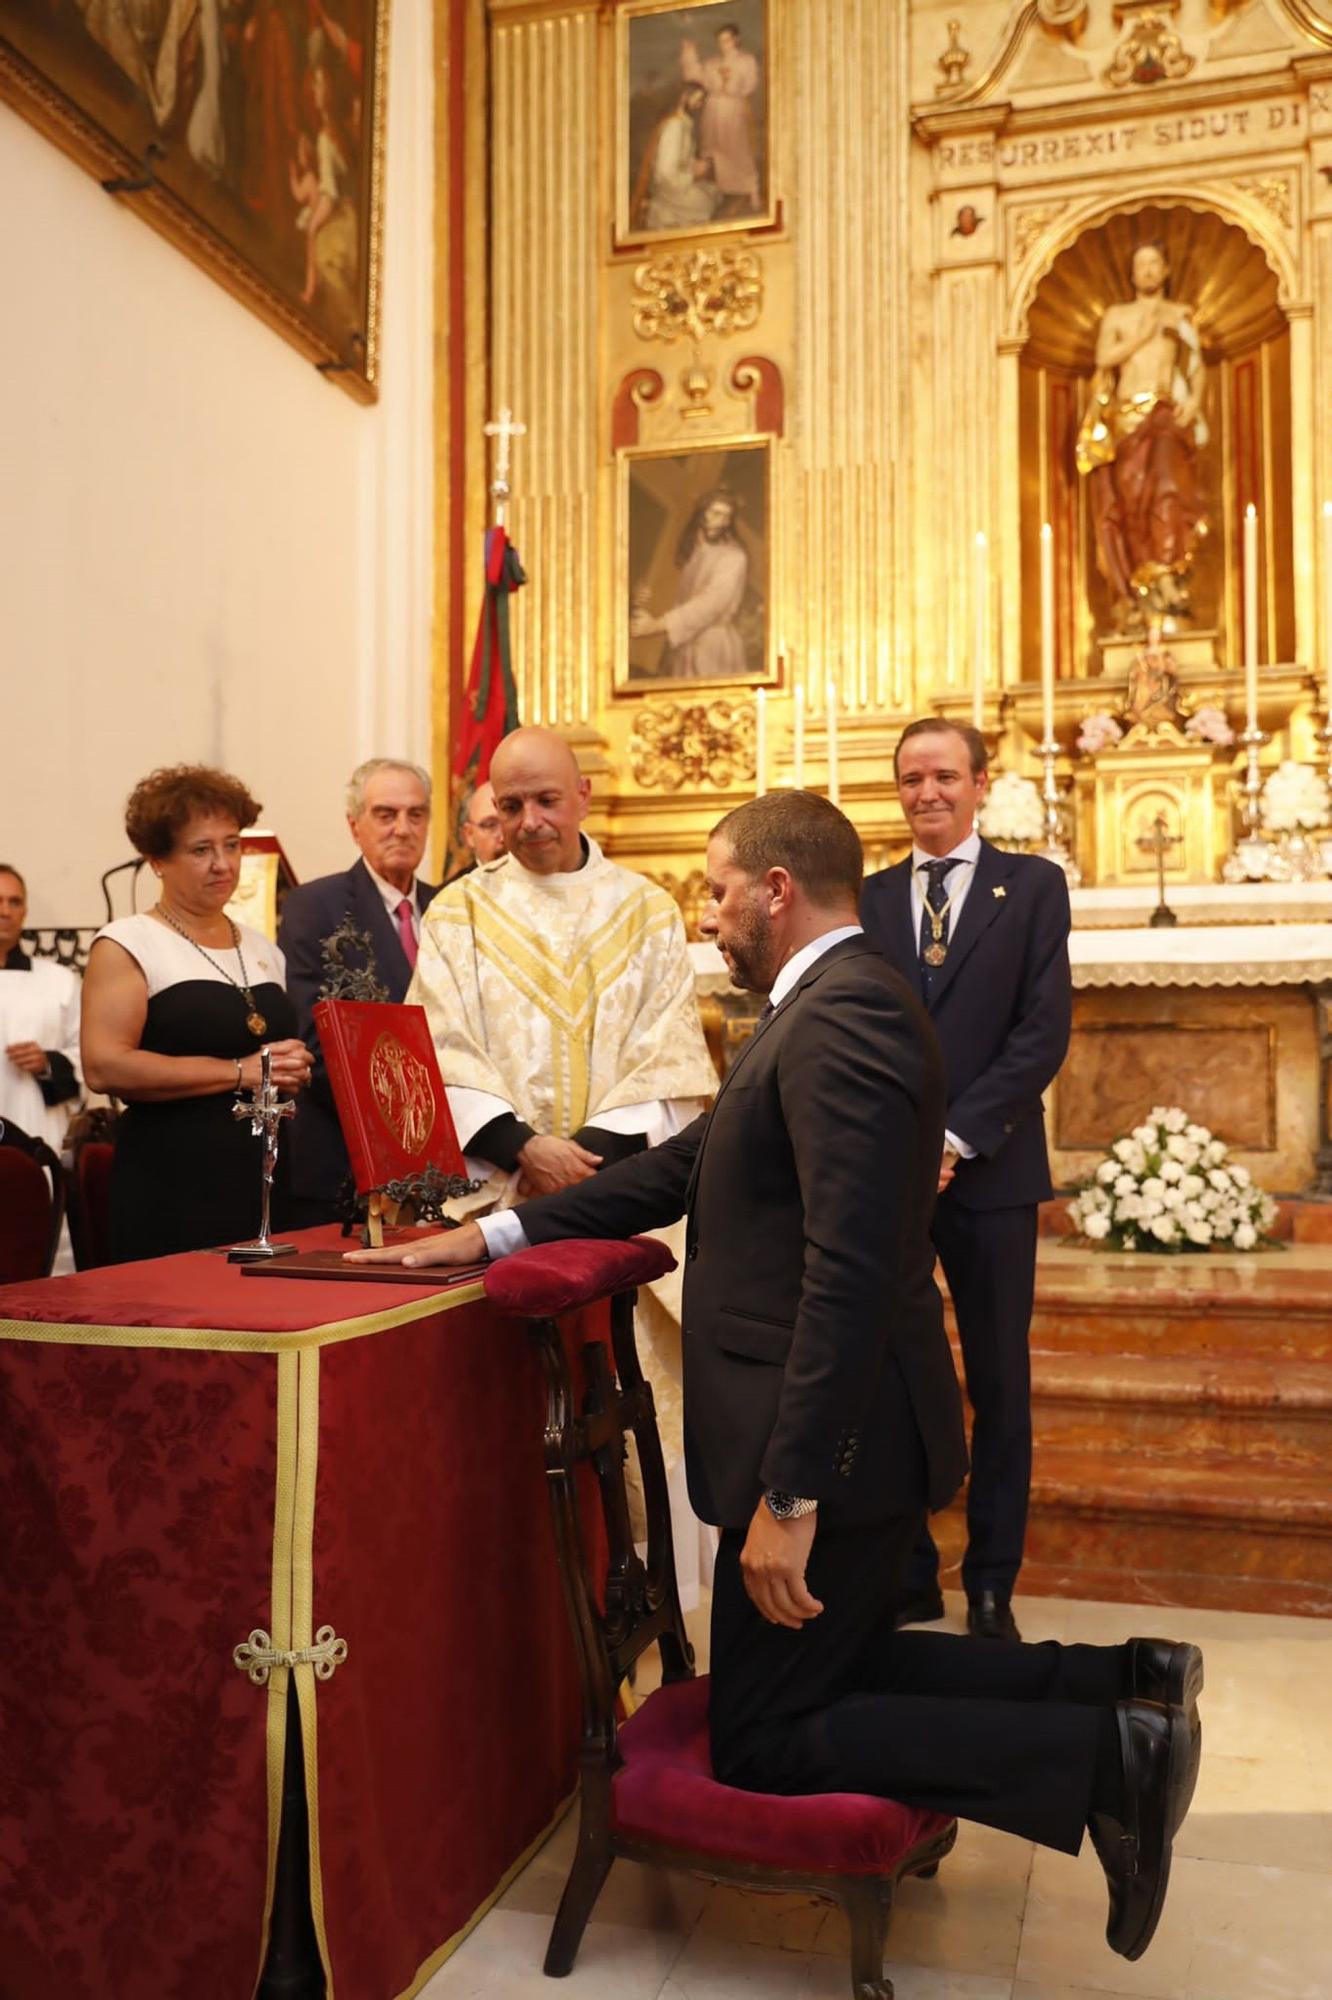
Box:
[764,1489,818,1521]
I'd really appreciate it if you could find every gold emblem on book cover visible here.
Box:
[369,1033,437,1154]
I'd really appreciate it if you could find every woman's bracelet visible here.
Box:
[233,1058,243,1090]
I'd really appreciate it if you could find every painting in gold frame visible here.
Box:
[0,0,387,402]
[617,0,773,249]
[619,437,773,693]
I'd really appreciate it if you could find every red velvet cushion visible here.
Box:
[0,1147,53,1286]
[483,1237,677,1317]
[612,1676,953,1876]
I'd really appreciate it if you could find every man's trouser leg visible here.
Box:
[710,1520,1115,1854]
[931,1200,1039,1601]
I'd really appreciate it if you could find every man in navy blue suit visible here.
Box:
[277,758,440,1223]
[861,720,1072,1641]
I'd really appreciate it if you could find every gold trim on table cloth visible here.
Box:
[293,1346,337,1991]
[252,1348,300,1999]
[0,1281,487,1354]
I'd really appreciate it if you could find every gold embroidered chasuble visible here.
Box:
[410,839,716,1140]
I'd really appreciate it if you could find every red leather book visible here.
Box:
[313,999,466,1191]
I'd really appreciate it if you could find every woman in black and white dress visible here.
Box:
[82,766,313,1263]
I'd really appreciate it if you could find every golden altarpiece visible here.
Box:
[435,0,1332,1193]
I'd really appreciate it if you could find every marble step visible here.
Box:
[1014,1243,1332,1361]
[934,1450,1332,1616]
[1028,1353,1332,1469]
[1020,1450,1332,1619]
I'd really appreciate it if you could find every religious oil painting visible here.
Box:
[620,439,772,693]
[617,0,773,247]
[0,0,386,400]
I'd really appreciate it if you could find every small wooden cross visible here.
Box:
[483,407,527,526]
[1136,811,1182,928]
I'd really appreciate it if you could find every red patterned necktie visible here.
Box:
[395,897,418,970]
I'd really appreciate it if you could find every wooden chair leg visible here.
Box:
[543,1821,614,1977]
[840,1878,895,2000]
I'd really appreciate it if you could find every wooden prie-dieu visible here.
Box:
[490,1237,958,2000]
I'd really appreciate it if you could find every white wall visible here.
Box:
[0,8,435,929]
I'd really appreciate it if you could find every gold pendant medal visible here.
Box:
[923,941,948,967]
[246,1009,268,1037]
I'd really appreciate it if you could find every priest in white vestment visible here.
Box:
[0,865,82,1153]
[410,728,719,1599]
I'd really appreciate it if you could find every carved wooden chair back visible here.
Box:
[529,1286,695,1772]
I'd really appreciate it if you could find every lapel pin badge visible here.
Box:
[993,886,1007,899]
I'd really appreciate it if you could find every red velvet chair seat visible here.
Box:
[612,1675,952,1876]
[483,1236,677,1317]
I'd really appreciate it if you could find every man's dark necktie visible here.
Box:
[918,857,961,1001]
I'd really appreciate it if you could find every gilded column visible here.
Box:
[789,0,910,721]
[490,5,598,729]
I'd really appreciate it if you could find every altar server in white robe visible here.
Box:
[0,865,82,1151]
[410,727,719,1598]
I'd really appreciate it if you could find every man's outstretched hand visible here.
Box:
[344,1220,489,1269]
[740,1501,823,1630]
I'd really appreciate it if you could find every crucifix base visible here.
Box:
[227,1240,298,1263]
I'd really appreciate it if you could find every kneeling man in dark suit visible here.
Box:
[350,791,1201,1963]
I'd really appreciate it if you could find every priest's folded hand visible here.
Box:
[515,1133,602,1197]
[344,1220,489,1269]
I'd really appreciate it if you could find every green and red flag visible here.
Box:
[448,525,525,872]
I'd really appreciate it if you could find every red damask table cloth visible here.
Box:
[0,1228,600,2000]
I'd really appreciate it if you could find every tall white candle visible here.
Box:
[972,530,988,731]
[793,683,805,788]
[1321,503,1332,720]
[754,687,767,796]
[1039,521,1055,745]
[1243,502,1259,730]
[826,676,840,807]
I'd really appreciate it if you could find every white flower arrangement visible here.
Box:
[1260,760,1331,833]
[1184,705,1234,748]
[977,770,1045,845]
[1067,1107,1277,1254]
[1076,711,1124,755]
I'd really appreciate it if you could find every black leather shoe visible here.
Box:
[1125,1638,1204,1826]
[1090,1700,1193,1961]
[893,1588,945,1628]
[1125,1638,1204,1716]
[966,1591,1020,1641]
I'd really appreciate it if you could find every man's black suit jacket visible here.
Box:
[860,843,1071,1211]
[277,858,440,1210]
[516,937,968,1532]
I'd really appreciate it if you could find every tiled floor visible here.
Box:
[421,1593,1332,2000]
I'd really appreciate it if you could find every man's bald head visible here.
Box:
[489,727,591,874]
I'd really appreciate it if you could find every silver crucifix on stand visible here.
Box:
[227,1047,297,1261]
[484,406,526,526]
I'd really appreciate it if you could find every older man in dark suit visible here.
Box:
[861,720,1072,1642]
[278,758,440,1223]
[349,792,1200,1964]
